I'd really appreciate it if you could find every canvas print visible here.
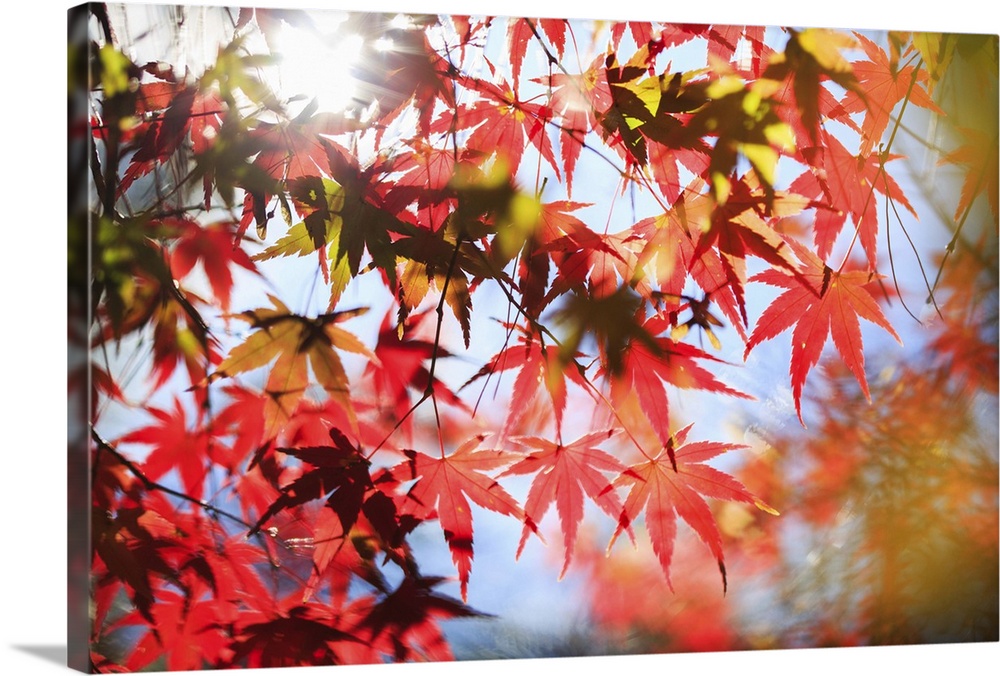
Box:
[68,2,999,672]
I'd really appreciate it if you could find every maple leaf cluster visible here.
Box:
[74,3,997,670]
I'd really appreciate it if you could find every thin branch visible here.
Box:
[880,163,941,321]
[883,112,950,156]
[91,427,254,531]
[929,131,997,298]
[426,233,465,458]
[903,153,997,275]
[838,60,924,274]
[365,232,466,461]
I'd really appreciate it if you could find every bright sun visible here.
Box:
[272,11,365,113]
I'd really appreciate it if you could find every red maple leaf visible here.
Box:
[657,25,766,74]
[611,179,805,340]
[356,574,486,661]
[648,142,711,205]
[230,599,358,668]
[343,14,457,138]
[544,224,648,302]
[251,104,367,185]
[119,399,227,500]
[237,106,367,240]
[744,237,902,425]
[536,55,612,196]
[298,505,365,605]
[608,312,752,454]
[461,327,589,439]
[500,429,627,578]
[689,174,814,325]
[538,18,568,58]
[607,424,772,591]
[117,86,197,196]
[611,22,659,51]
[113,77,226,208]
[378,139,459,230]
[938,126,999,223]
[443,66,558,175]
[187,536,276,612]
[517,200,601,315]
[213,385,270,469]
[506,18,534,92]
[92,505,178,628]
[789,130,915,267]
[713,25,766,76]
[365,309,468,426]
[94,253,221,394]
[842,32,943,157]
[169,218,258,312]
[505,18,570,89]
[247,428,373,538]
[280,397,388,461]
[124,591,234,672]
[632,208,748,342]
[392,435,533,600]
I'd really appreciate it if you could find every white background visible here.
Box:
[1,0,997,674]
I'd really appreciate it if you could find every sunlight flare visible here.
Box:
[273,13,365,112]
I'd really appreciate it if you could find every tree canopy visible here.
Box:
[68,2,998,671]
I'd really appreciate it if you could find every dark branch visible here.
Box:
[90,427,254,531]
